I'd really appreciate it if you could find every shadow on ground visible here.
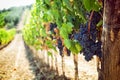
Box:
[24,42,70,80]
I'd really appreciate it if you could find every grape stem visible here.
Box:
[88,11,94,33]
[99,12,103,18]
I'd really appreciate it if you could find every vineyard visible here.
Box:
[23,0,103,58]
[0,7,25,49]
[0,0,120,80]
[22,0,103,79]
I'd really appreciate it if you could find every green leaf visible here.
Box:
[75,42,82,53]
[40,28,47,37]
[53,47,57,52]
[64,39,71,49]
[60,22,73,39]
[97,20,103,27]
[92,1,101,11]
[68,41,77,54]
[46,40,53,48]
[66,22,73,33]
[51,9,59,20]
[47,51,53,57]
[63,0,73,11]
[70,46,78,54]
[44,0,50,5]
[60,28,68,39]
[83,0,101,11]
[68,41,82,54]
[45,40,57,51]
[83,0,94,11]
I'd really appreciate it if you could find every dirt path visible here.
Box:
[0,11,35,80]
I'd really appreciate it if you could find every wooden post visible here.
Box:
[99,0,120,80]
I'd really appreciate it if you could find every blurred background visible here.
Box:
[0,0,35,10]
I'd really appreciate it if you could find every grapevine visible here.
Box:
[23,0,103,61]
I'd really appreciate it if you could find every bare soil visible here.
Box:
[0,11,35,80]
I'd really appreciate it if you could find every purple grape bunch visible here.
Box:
[74,22,102,61]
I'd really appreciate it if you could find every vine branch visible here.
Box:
[88,11,94,33]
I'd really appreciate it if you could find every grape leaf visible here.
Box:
[75,42,82,53]
[40,28,47,37]
[92,1,101,11]
[62,22,73,33]
[60,22,73,39]
[60,28,68,39]
[83,0,101,11]
[97,20,103,27]
[64,39,72,49]
[63,0,73,11]
[83,0,94,11]
[44,0,50,5]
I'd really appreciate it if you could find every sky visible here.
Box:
[0,0,35,10]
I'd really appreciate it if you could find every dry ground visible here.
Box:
[0,11,35,80]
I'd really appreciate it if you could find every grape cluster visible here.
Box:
[74,22,102,61]
[66,48,71,56]
[57,38,63,56]
[67,49,71,56]
[57,38,71,56]
[50,23,57,34]
[49,23,57,40]
[91,12,101,24]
